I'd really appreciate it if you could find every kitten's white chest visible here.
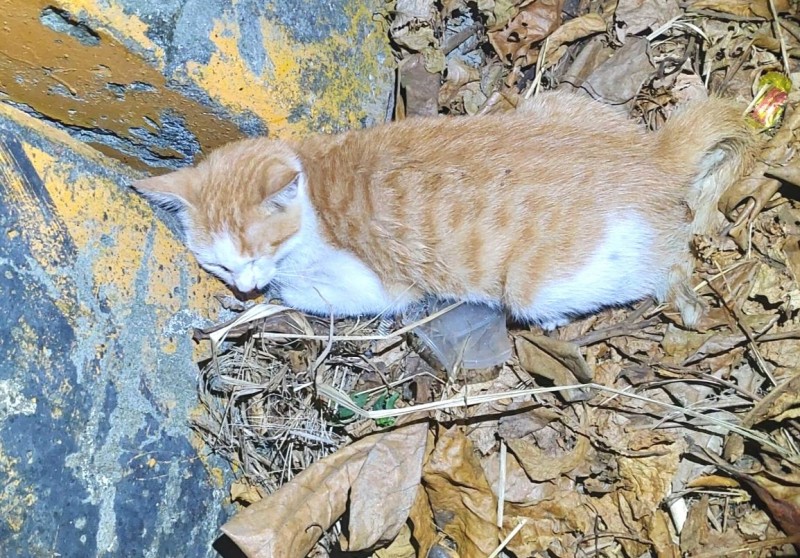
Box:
[275,243,401,316]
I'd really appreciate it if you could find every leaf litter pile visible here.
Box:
[192,1,800,556]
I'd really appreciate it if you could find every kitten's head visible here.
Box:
[133,139,305,294]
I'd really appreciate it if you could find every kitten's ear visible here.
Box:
[132,168,195,212]
[263,163,301,210]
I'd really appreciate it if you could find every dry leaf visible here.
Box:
[391,0,445,72]
[506,433,591,482]
[442,0,467,14]
[737,508,772,537]
[582,36,655,104]
[515,332,593,400]
[617,442,682,520]
[543,13,608,66]
[616,0,682,36]
[374,524,416,558]
[720,104,799,236]
[782,234,800,285]
[423,426,500,556]
[481,449,554,503]
[688,0,791,18]
[749,262,791,306]
[559,35,615,89]
[407,484,440,557]
[439,59,482,107]
[504,493,596,556]
[498,403,560,439]
[478,0,519,30]
[221,423,428,558]
[740,372,800,427]
[730,473,800,538]
[661,324,713,362]
[681,495,710,552]
[230,479,266,506]
[649,511,681,558]
[488,0,564,64]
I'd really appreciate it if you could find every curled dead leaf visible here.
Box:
[580,36,655,104]
[221,422,428,558]
[506,433,591,482]
[688,0,792,18]
[478,0,519,31]
[439,59,482,108]
[543,13,608,66]
[616,0,682,36]
[422,426,500,556]
[740,372,800,427]
[515,332,593,400]
[681,494,709,552]
[488,0,564,65]
[230,479,266,506]
[390,0,445,72]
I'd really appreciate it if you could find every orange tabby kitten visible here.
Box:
[134,91,754,329]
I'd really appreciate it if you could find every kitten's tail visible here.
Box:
[657,97,757,235]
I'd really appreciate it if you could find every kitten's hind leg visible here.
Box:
[668,263,706,329]
[537,316,571,331]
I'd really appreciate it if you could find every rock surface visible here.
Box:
[0,1,393,556]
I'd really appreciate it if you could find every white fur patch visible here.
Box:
[523,215,660,328]
[273,178,402,316]
[193,231,277,293]
[276,244,400,316]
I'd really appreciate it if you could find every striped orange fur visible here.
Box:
[134,91,755,328]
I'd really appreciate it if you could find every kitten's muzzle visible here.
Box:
[233,264,275,295]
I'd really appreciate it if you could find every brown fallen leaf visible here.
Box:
[391,0,445,73]
[481,448,557,504]
[749,262,793,307]
[503,493,596,556]
[439,58,481,109]
[543,13,608,66]
[726,470,800,541]
[230,478,266,506]
[423,426,500,557]
[478,0,519,31]
[688,0,792,18]
[617,438,683,520]
[559,35,615,90]
[782,234,800,286]
[662,324,714,363]
[506,433,592,482]
[687,474,744,489]
[488,0,564,64]
[739,371,800,427]
[407,484,441,557]
[616,0,682,36]
[648,510,681,558]
[220,422,429,558]
[374,524,416,558]
[515,332,593,400]
[581,36,656,104]
[681,495,711,553]
[498,402,560,440]
[721,104,799,243]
